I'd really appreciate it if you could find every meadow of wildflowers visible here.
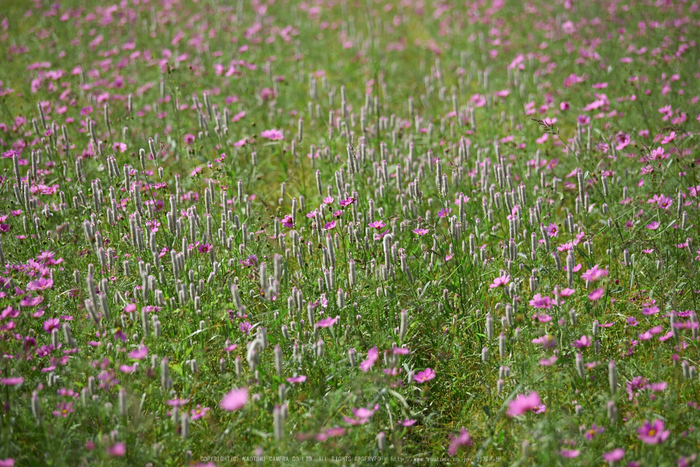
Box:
[0,0,699,465]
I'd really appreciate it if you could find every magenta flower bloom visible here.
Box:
[323,220,336,231]
[27,277,53,291]
[286,375,307,384]
[281,215,293,228]
[532,335,556,349]
[399,419,417,426]
[584,424,604,440]
[490,274,510,288]
[529,294,552,309]
[413,228,429,235]
[602,448,625,464]
[21,295,44,307]
[0,377,24,386]
[588,288,605,301]
[43,318,60,333]
[221,387,248,411]
[507,391,541,417]
[190,405,210,420]
[166,397,189,407]
[545,223,559,237]
[572,335,591,348]
[539,356,558,366]
[339,197,355,207]
[414,368,436,383]
[128,345,148,360]
[646,221,659,230]
[558,288,576,297]
[581,265,609,281]
[559,450,580,458]
[0,458,14,466]
[343,404,379,425]
[184,133,196,144]
[447,428,473,456]
[661,131,676,144]
[368,220,385,229]
[261,129,284,140]
[119,364,138,374]
[316,316,338,328]
[107,442,126,457]
[52,401,74,417]
[637,419,670,444]
[360,347,378,372]
[437,208,452,218]
[239,321,252,334]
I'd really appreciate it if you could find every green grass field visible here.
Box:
[0,0,699,465]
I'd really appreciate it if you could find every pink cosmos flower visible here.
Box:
[221,387,248,411]
[53,401,74,417]
[413,228,429,235]
[448,428,473,456]
[343,404,378,425]
[21,295,44,307]
[559,450,580,458]
[507,391,541,417]
[545,223,558,237]
[540,356,558,366]
[43,318,60,333]
[119,364,138,373]
[0,377,24,386]
[584,424,604,440]
[602,448,625,464]
[286,376,307,384]
[529,294,552,309]
[532,335,556,349]
[661,131,676,144]
[572,335,591,348]
[581,265,609,281]
[323,220,336,230]
[316,316,338,328]
[281,215,293,228]
[360,347,378,372]
[588,288,604,301]
[107,442,126,457]
[27,277,53,291]
[190,405,210,420]
[558,288,575,297]
[637,419,670,444]
[184,133,196,144]
[413,368,436,383]
[490,274,510,288]
[128,345,148,360]
[646,221,659,230]
[261,129,284,140]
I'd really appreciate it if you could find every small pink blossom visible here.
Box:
[490,274,510,288]
[221,387,248,411]
[413,368,436,383]
[507,391,541,417]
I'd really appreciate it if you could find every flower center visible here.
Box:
[648,429,656,436]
